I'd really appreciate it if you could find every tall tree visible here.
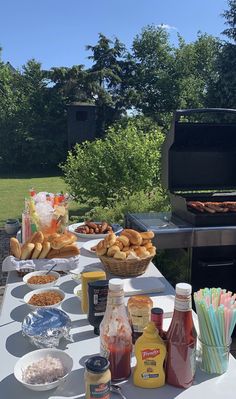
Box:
[130,26,177,125]
[207,0,236,108]
[86,33,127,133]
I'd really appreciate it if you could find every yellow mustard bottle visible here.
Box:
[133,321,166,388]
[81,270,106,313]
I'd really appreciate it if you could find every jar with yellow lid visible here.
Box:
[84,356,111,399]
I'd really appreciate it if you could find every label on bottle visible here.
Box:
[108,296,123,306]
[89,382,110,399]
[100,342,110,359]
[174,296,192,312]
[141,348,160,360]
[141,372,159,379]
[92,287,108,316]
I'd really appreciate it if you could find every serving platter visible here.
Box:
[68,222,122,239]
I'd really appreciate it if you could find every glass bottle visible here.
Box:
[100,278,132,381]
[165,283,197,388]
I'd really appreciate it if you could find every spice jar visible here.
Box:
[127,295,153,344]
[84,356,111,399]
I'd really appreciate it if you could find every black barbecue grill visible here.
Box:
[162,108,236,226]
[125,108,236,298]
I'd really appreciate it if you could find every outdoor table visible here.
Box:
[0,237,236,398]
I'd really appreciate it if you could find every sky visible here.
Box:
[0,0,229,71]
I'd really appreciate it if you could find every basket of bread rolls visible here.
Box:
[10,231,80,276]
[96,229,156,277]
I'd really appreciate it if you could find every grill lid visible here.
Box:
[162,108,236,192]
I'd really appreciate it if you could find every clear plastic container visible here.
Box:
[197,336,231,374]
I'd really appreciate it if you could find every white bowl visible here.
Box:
[23,271,60,290]
[73,284,82,300]
[14,348,73,391]
[24,287,65,310]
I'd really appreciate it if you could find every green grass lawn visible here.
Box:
[0,175,88,227]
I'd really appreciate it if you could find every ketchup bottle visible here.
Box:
[165,283,196,389]
[100,279,132,381]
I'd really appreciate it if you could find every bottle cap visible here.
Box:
[109,278,124,291]
[151,307,163,315]
[176,283,192,296]
[85,356,110,373]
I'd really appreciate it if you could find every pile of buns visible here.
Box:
[96,229,156,260]
[10,231,80,260]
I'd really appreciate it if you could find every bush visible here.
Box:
[61,117,165,206]
[79,186,170,225]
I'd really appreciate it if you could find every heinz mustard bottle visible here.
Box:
[133,321,166,388]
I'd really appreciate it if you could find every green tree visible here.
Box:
[207,0,236,108]
[175,33,220,109]
[130,26,177,125]
[86,33,128,133]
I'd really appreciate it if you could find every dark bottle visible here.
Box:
[165,283,197,389]
[151,307,164,338]
[88,280,109,335]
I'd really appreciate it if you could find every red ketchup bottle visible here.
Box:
[100,279,132,381]
[165,283,196,389]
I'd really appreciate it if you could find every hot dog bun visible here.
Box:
[31,242,43,259]
[21,243,35,260]
[47,244,80,259]
[38,241,51,259]
[50,232,76,249]
[10,237,21,259]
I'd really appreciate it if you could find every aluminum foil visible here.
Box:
[22,308,72,348]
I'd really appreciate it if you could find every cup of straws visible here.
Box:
[194,288,236,375]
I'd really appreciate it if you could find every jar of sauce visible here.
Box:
[84,356,111,399]
[127,295,153,344]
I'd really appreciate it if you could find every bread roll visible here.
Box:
[50,232,76,249]
[140,231,154,240]
[147,246,156,256]
[21,243,35,260]
[96,240,107,256]
[38,241,51,259]
[104,232,116,248]
[107,245,120,257]
[47,244,80,259]
[10,237,21,259]
[31,242,43,259]
[113,250,127,260]
[134,246,150,259]
[114,239,123,250]
[117,235,130,247]
[121,229,142,245]
[31,231,44,244]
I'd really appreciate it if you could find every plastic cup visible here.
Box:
[197,336,231,375]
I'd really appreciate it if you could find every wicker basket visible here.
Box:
[98,255,153,277]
